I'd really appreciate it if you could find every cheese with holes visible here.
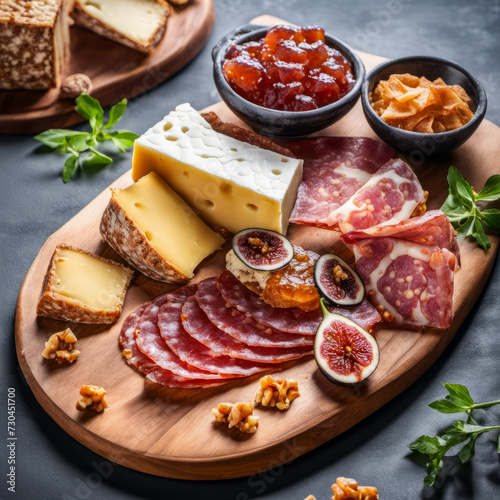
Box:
[72,0,169,53]
[132,103,303,234]
[36,246,133,324]
[0,0,71,89]
[100,172,224,283]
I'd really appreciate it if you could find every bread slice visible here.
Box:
[36,245,134,324]
[72,0,169,53]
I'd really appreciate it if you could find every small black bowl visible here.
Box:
[212,24,366,137]
[361,56,487,158]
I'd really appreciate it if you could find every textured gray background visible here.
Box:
[1,0,499,499]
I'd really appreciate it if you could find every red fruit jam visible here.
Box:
[223,25,355,112]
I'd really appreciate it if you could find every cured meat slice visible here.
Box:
[135,293,227,380]
[158,287,274,377]
[182,295,313,362]
[217,270,381,334]
[196,278,315,348]
[119,304,225,388]
[327,158,426,232]
[282,137,395,227]
[342,211,460,329]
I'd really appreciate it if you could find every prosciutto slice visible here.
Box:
[327,158,426,232]
[217,270,381,334]
[283,137,395,227]
[342,211,460,329]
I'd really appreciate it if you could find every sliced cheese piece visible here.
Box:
[132,103,303,234]
[72,0,169,53]
[100,172,225,283]
[36,246,133,324]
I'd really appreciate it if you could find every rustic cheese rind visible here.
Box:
[72,0,169,54]
[0,0,70,90]
[36,245,134,324]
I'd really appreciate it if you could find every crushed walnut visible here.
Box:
[42,328,80,364]
[248,237,269,254]
[60,73,93,99]
[76,385,108,413]
[331,477,379,500]
[304,496,317,500]
[333,264,348,284]
[254,375,300,410]
[212,402,259,433]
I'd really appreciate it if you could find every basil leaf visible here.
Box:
[34,129,89,149]
[83,147,113,167]
[67,134,90,154]
[441,193,471,224]
[472,217,491,251]
[447,166,474,208]
[103,130,138,152]
[497,434,500,454]
[75,93,104,131]
[429,399,471,413]
[408,435,446,458]
[455,217,474,242]
[62,155,79,183]
[444,383,475,407]
[476,174,500,201]
[458,435,478,463]
[103,98,128,129]
[478,208,500,233]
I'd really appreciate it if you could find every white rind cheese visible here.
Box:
[132,103,303,235]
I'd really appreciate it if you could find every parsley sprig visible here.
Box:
[34,94,138,182]
[441,166,500,251]
[408,383,500,487]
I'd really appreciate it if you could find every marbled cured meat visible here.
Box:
[217,270,381,334]
[283,137,395,227]
[196,278,315,348]
[342,211,460,329]
[182,295,313,362]
[327,158,426,232]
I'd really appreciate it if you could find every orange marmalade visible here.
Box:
[223,25,355,112]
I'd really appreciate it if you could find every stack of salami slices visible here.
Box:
[120,272,381,388]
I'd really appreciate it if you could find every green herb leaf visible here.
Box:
[497,434,500,454]
[478,208,500,233]
[408,435,447,458]
[83,147,113,167]
[472,217,491,251]
[447,165,475,208]
[476,175,500,201]
[102,130,139,152]
[62,155,79,183]
[103,99,128,129]
[34,129,89,150]
[75,93,104,131]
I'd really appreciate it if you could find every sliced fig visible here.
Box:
[315,300,379,385]
[314,253,364,306]
[232,228,294,271]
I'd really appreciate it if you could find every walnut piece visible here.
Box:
[212,402,259,433]
[254,375,300,410]
[76,385,108,412]
[60,73,93,99]
[331,477,379,500]
[42,328,80,364]
[304,496,317,500]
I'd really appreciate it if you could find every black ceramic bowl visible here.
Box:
[361,56,487,157]
[212,25,366,137]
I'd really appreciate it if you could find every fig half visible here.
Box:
[315,300,379,385]
[232,228,294,271]
[314,253,365,306]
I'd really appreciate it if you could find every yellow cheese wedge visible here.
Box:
[36,246,133,324]
[100,172,225,283]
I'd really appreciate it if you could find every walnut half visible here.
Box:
[212,402,259,434]
[254,375,300,410]
[331,477,379,500]
[42,328,80,364]
[76,385,108,413]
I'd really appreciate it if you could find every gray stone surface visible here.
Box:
[1,0,499,498]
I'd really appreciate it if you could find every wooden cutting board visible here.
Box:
[0,0,214,135]
[15,16,500,481]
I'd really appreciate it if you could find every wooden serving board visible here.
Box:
[15,22,500,479]
[0,0,214,135]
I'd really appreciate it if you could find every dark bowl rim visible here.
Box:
[361,55,487,138]
[213,25,366,118]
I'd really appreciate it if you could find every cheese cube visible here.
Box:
[0,0,70,90]
[100,172,225,283]
[36,246,134,324]
[132,103,303,234]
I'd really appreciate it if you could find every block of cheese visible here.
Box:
[100,172,225,283]
[132,103,303,235]
[0,0,70,90]
[72,0,170,53]
[36,246,134,324]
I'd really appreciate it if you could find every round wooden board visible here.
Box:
[0,0,214,134]
[15,49,500,479]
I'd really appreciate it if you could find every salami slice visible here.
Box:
[158,287,274,377]
[327,158,426,232]
[119,304,225,388]
[196,278,315,348]
[281,137,395,227]
[217,270,381,334]
[182,295,313,362]
[135,293,227,380]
